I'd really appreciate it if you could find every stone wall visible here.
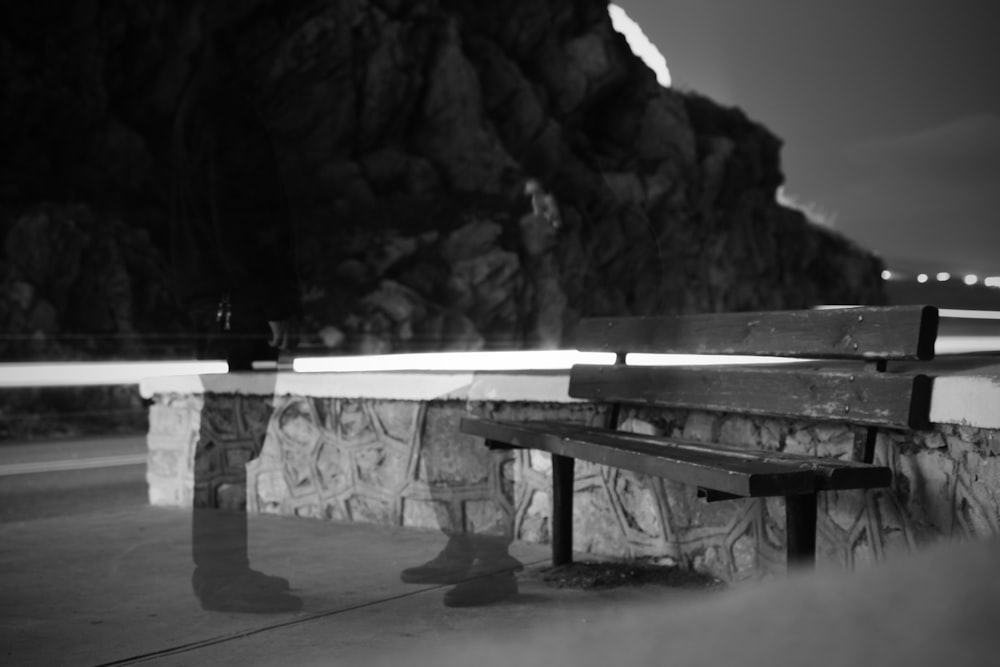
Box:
[145,383,1000,582]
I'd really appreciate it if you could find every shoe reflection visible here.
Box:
[402,534,523,607]
[192,555,301,612]
[191,508,303,613]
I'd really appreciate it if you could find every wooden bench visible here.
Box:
[460,305,940,569]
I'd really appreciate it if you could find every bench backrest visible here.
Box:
[568,306,939,430]
[572,306,938,360]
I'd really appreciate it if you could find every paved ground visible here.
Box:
[375,533,1000,667]
[0,505,710,667]
[0,435,147,523]
[2,503,999,667]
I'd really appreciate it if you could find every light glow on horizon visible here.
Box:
[776,187,839,228]
[609,4,671,87]
[882,268,1000,287]
[516,264,1000,290]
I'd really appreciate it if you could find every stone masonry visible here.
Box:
[145,385,1000,583]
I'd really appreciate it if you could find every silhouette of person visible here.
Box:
[167,2,301,613]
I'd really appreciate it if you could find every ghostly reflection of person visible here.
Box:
[399,179,569,607]
[399,462,523,608]
[168,3,301,613]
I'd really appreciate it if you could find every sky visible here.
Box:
[613,0,1000,280]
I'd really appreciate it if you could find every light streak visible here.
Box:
[625,354,803,366]
[0,360,228,388]
[0,454,147,476]
[7,308,1000,391]
[294,350,616,373]
[941,308,1000,320]
[935,336,1000,355]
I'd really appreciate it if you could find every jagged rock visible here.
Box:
[3,208,88,315]
[0,204,183,361]
[440,220,505,264]
[0,0,886,366]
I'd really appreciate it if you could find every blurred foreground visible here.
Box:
[372,535,1000,667]
[2,496,997,666]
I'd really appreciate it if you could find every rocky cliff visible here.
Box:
[0,0,885,361]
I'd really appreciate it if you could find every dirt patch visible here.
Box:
[540,558,725,591]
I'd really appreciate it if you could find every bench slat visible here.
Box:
[564,426,892,491]
[460,418,816,497]
[572,306,938,360]
[569,365,933,430]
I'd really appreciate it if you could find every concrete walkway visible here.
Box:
[3,505,1000,667]
[0,506,704,666]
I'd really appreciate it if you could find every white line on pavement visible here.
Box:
[0,453,147,476]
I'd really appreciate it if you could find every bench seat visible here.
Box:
[461,417,892,497]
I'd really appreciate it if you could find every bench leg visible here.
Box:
[551,454,574,566]
[785,492,817,569]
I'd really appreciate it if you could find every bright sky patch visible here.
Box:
[609,4,671,87]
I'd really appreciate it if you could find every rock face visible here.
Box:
[0,205,183,361]
[0,0,885,360]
